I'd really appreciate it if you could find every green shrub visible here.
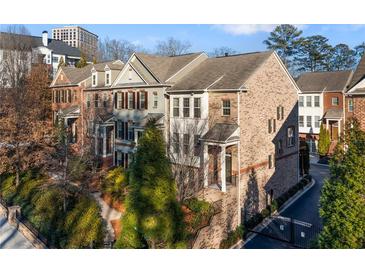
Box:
[63,196,105,248]
[102,166,127,203]
[184,198,214,231]
[0,175,16,204]
[220,225,244,249]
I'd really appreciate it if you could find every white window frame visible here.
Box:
[348,98,354,112]
[183,98,190,118]
[314,96,320,107]
[105,71,111,86]
[92,72,97,87]
[306,116,312,128]
[222,100,231,116]
[306,96,312,107]
[173,98,180,117]
[332,97,339,106]
[299,96,304,107]
[153,92,158,108]
[314,116,320,128]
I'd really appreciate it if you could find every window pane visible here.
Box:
[173,98,179,117]
[314,96,320,107]
[306,96,312,107]
[194,98,201,118]
[183,98,190,117]
[306,116,312,127]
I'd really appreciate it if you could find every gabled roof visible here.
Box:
[348,54,365,90]
[60,65,93,85]
[296,70,352,93]
[201,123,239,143]
[0,32,81,57]
[92,60,124,71]
[323,108,343,119]
[168,51,273,91]
[135,52,203,83]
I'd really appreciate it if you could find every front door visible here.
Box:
[330,122,339,141]
[226,153,232,183]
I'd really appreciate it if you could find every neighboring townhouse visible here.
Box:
[83,60,124,168]
[50,50,301,248]
[110,52,208,169]
[345,54,365,130]
[0,31,81,78]
[50,64,92,153]
[296,70,352,153]
[168,51,300,248]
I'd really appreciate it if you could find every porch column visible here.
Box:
[202,143,209,188]
[326,119,329,131]
[338,119,341,137]
[220,145,226,193]
[103,126,107,157]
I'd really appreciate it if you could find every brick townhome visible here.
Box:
[168,51,300,248]
[296,71,352,153]
[345,54,365,130]
[50,50,300,248]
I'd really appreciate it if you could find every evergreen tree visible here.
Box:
[115,121,183,248]
[331,44,356,71]
[76,53,88,68]
[318,124,331,157]
[263,24,303,71]
[57,56,66,70]
[355,42,365,60]
[295,35,333,72]
[318,119,365,248]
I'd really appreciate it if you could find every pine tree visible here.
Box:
[58,56,66,70]
[263,24,303,71]
[115,121,183,248]
[318,119,365,248]
[318,124,330,157]
[76,53,88,68]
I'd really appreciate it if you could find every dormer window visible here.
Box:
[105,71,111,86]
[92,72,97,87]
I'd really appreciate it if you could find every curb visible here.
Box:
[311,162,329,168]
[231,178,316,249]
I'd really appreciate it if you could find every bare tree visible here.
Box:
[97,37,144,62]
[210,47,237,57]
[0,26,53,186]
[155,37,192,56]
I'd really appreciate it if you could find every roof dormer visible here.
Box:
[91,67,97,87]
[105,65,111,86]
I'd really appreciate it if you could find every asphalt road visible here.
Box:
[244,164,329,249]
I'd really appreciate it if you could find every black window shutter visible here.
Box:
[114,151,117,166]
[281,106,284,120]
[114,93,117,109]
[114,121,117,138]
[125,122,128,140]
[277,107,280,120]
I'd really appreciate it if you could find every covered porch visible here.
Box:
[200,123,240,192]
[58,105,80,144]
[323,109,343,141]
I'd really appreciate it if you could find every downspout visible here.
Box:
[237,90,242,226]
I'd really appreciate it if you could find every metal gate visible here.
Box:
[248,215,321,248]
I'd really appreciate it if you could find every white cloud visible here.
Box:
[215,24,307,35]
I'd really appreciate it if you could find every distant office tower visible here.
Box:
[52,26,98,60]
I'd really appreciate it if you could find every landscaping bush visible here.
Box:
[63,196,105,248]
[219,225,244,249]
[184,198,214,231]
[0,174,16,204]
[101,166,128,203]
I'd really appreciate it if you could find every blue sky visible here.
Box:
[3,24,365,53]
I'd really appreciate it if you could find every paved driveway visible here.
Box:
[244,164,329,249]
[0,216,34,249]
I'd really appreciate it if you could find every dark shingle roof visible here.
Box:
[0,32,81,57]
[323,109,343,119]
[61,65,93,84]
[169,51,273,91]
[296,70,352,92]
[201,123,239,143]
[135,52,203,82]
[348,54,365,90]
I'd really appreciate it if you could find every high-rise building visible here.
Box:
[52,26,98,60]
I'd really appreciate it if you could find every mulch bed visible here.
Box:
[101,193,125,213]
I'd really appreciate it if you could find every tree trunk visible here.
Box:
[15,144,21,187]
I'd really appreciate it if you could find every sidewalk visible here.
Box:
[92,192,122,241]
[0,216,34,249]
